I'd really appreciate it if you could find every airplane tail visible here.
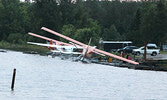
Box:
[80,38,93,61]
[47,40,55,50]
[50,40,53,44]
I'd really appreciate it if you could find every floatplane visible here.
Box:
[27,32,83,58]
[40,27,139,65]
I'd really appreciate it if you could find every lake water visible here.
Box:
[0,50,167,100]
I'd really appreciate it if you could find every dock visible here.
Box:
[92,54,167,72]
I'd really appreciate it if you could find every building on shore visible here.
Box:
[100,40,132,52]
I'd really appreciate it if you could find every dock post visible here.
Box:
[144,41,147,61]
[11,68,16,91]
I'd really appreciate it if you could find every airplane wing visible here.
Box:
[94,49,139,64]
[50,50,61,53]
[28,42,58,48]
[27,42,76,48]
[28,42,82,55]
[60,51,82,55]
[28,32,71,46]
[41,27,85,47]
[41,27,139,65]
[93,51,105,56]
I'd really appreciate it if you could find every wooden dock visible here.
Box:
[93,57,167,72]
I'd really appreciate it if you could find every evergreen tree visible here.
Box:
[153,0,167,44]
[58,0,75,25]
[126,8,142,45]
[29,0,61,40]
[102,24,121,41]
[61,24,76,42]
[0,0,25,41]
[74,18,101,45]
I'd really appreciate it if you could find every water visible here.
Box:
[0,50,167,100]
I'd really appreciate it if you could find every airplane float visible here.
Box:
[41,27,139,65]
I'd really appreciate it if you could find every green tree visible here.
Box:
[58,0,75,25]
[19,2,31,34]
[0,0,25,40]
[72,1,90,28]
[153,0,167,44]
[74,28,92,44]
[74,18,101,45]
[83,0,106,26]
[61,24,76,42]
[29,0,61,39]
[131,8,141,31]
[126,8,142,45]
[102,24,121,41]
[139,1,167,45]
[7,33,24,44]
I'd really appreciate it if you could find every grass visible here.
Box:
[160,51,167,54]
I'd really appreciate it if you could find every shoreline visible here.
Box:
[0,41,49,55]
[1,41,167,72]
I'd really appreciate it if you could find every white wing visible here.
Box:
[60,51,82,55]
[28,42,82,55]
[28,42,72,48]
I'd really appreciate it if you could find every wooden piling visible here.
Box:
[11,68,16,91]
[144,41,147,61]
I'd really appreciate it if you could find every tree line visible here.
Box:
[0,0,167,47]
